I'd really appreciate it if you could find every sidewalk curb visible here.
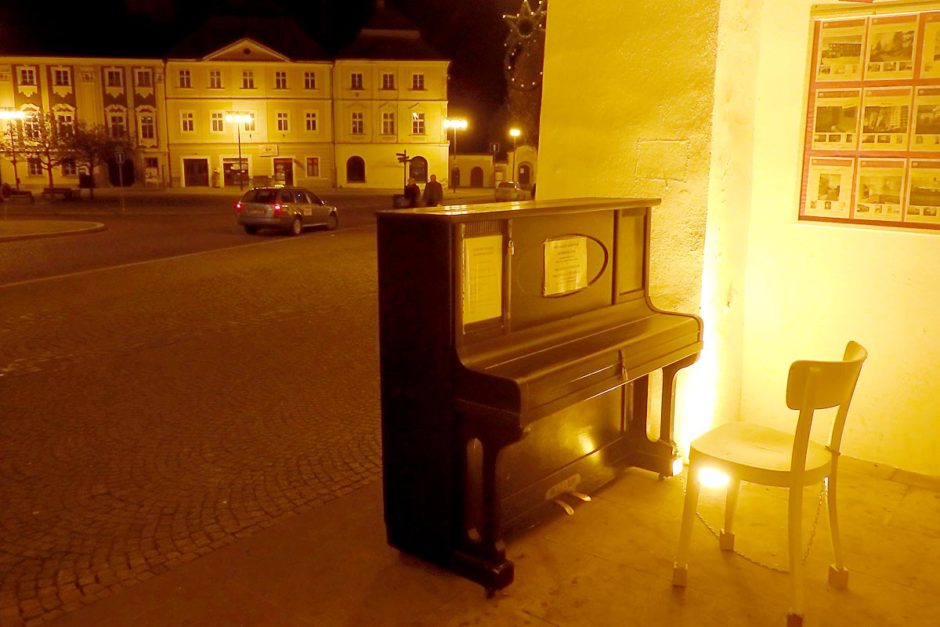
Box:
[0,221,107,243]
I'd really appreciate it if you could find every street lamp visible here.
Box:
[0,110,27,196]
[443,118,467,190]
[508,127,521,182]
[225,112,251,190]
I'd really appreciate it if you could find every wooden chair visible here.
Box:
[672,341,868,626]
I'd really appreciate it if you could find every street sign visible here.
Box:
[115,149,126,165]
[396,151,409,163]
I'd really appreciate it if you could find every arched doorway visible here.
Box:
[346,156,365,183]
[107,158,136,187]
[409,156,428,183]
[451,167,460,188]
[470,167,484,187]
[518,163,532,187]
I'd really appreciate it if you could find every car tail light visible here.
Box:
[234,201,243,213]
[273,203,282,216]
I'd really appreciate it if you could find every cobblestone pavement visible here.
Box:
[0,228,383,625]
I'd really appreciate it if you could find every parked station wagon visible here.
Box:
[235,187,339,235]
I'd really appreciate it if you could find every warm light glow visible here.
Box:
[444,118,468,130]
[224,113,251,124]
[576,432,595,456]
[508,128,521,138]
[672,456,685,477]
[0,110,26,121]
[697,467,730,489]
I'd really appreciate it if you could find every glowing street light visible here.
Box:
[443,118,468,190]
[0,110,27,196]
[225,112,252,190]
[508,127,521,182]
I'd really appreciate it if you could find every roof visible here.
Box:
[169,15,328,60]
[336,4,446,61]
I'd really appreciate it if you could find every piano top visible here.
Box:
[376,197,661,223]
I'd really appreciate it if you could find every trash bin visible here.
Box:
[392,194,410,208]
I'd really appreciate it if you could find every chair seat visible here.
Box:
[690,422,833,485]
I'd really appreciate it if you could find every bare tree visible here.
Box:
[20,112,74,194]
[0,122,28,193]
[65,122,134,200]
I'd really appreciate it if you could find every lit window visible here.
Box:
[28,158,42,176]
[412,73,425,90]
[305,112,318,131]
[140,114,155,139]
[209,70,222,89]
[110,112,127,137]
[304,72,316,89]
[242,113,256,132]
[211,112,224,132]
[412,112,425,135]
[181,112,194,133]
[53,69,72,87]
[62,159,76,176]
[382,73,395,90]
[179,69,191,88]
[19,68,36,86]
[136,69,152,87]
[382,112,395,135]
[106,69,123,88]
[306,157,320,177]
[352,111,364,135]
[242,70,254,89]
[277,112,289,131]
[275,71,287,89]
[350,73,363,90]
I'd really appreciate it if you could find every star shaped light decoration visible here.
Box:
[503,0,547,41]
[502,1,548,92]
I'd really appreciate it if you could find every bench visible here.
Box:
[41,187,80,201]
[5,190,35,203]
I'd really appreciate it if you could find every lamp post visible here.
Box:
[508,127,521,182]
[225,113,251,190]
[0,110,26,199]
[443,118,467,190]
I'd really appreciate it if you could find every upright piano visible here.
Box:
[376,198,702,592]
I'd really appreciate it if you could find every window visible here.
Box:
[242,70,254,89]
[241,113,256,132]
[352,111,364,135]
[209,70,222,89]
[53,69,71,87]
[181,112,194,133]
[412,112,425,135]
[412,73,425,90]
[106,69,123,88]
[304,71,316,89]
[145,157,159,169]
[382,112,395,135]
[110,112,127,138]
[305,112,318,131]
[19,68,36,85]
[277,112,289,131]
[135,69,152,87]
[56,112,74,135]
[62,159,76,176]
[211,112,224,132]
[140,113,155,139]
[275,71,287,89]
[28,158,42,176]
[382,73,395,90]
[178,69,191,88]
[23,115,39,139]
[306,157,320,178]
[346,156,365,182]
[350,72,363,90]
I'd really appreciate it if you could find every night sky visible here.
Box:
[0,0,535,152]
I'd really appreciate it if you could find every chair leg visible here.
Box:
[827,472,849,589]
[673,465,701,587]
[787,485,805,623]
[720,479,740,551]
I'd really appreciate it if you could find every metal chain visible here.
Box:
[682,475,828,574]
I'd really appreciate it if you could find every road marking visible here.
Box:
[0,225,374,290]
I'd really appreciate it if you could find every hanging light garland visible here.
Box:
[503,0,547,92]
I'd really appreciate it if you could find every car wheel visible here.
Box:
[327,212,339,231]
[290,217,303,236]
[243,225,258,235]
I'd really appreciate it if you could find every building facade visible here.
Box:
[0,7,449,191]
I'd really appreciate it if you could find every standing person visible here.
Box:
[423,174,444,207]
[404,177,421,207]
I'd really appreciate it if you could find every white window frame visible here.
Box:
[28,157,43,176]
[109,110,127,138]
[304,71,316,89]
[351,111,364,135]
[306,157,320,178]
[242,70,255,89]
[61,159,77,176]
[276,112,289,132]
[211,112,224,133]
[412,112,425,135]
[305,111,318,132]
[135,68,153,87]
[242,113,256,133]
[56,111,75,135]
[275,71,288,89]
[181,111,195,133]
[382,112,395,135]
[106,69,124,88]
[382,73,395,90]
[411,73,425,90]
[178,69,191,88]
[350,72,363,90]
[209,70,222,89]
[19,67,36,86]
[139,112,156,140]
[53,68,72,87]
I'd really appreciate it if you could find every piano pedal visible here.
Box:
[568,491,592,503]
[553,499,575,516]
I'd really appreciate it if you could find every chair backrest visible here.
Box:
[785,341,868,470]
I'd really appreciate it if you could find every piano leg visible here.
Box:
[626,353,699,476]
